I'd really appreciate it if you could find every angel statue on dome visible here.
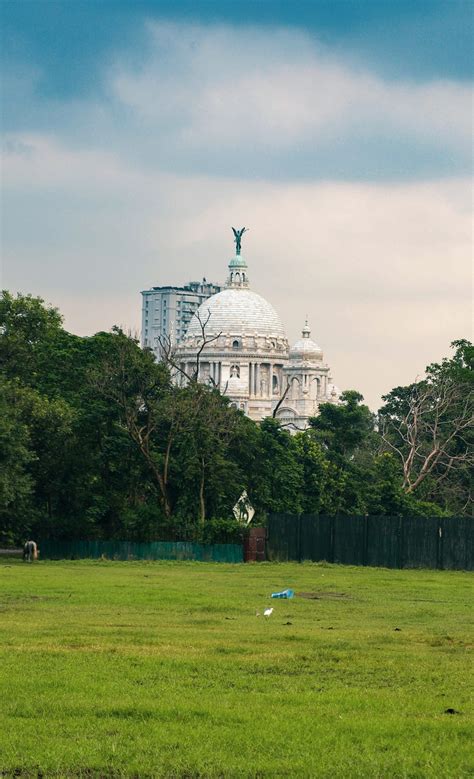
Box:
[232,226,247,255]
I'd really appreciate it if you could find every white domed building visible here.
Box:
[175,231,340,430]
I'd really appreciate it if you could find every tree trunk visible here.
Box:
[199,457,206,524]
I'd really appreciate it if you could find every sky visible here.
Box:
[1,0,472,409]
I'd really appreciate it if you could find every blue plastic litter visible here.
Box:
[271,589,294,599]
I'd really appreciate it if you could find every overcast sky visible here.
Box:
[1,0,472,409]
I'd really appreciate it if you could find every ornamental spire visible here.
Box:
[231,226,247,255]
[227,226,249,288]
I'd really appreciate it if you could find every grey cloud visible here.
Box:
[2,21,472,181]
[2,135,471,409]
[2,20,472,409]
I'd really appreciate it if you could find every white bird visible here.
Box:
[263,607,274,617]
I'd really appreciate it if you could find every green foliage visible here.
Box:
[250,418,304,514]
[0,378,35,543]
[310,390,375,460]
[0,292,469,544]
[0,290,64,388]
[195,517,247,545]
[380,340,473,514]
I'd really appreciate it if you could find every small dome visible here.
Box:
[228,255,248,269]
[289,322,323,361]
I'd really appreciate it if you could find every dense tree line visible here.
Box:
[0,292,472,545]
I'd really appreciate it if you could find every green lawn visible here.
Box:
[0,560,472,778]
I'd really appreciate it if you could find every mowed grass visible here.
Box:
[0,560,472,778]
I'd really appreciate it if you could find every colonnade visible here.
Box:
[248,362,285,397]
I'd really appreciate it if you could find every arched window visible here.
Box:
[232,339,240,349]
[272,374,279,393]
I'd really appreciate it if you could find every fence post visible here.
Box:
[363,515,369,566]
[437,522,444,570]
[330,516,335,564]
[397,516,404,569]
[297,514,302,563]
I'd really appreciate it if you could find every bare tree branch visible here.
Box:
[272,379,291,419]
[380,376,473,494]
[157,309,222,385]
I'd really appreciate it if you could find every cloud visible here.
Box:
[3,21,472,180]
[121,21,470,157]
[2,134,471,409]
[106,22,472,178]
[1,19,472,409]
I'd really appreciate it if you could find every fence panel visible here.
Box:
[266,514,299,561]
[401,516,439,568]
[333,515,366,565]
[300,514,332,562]
[267,514,472,570]
[38,540,243,563]
[366,516,400,568]
[441,518,474,571]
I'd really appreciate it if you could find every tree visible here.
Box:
[293,432,332,514]
[250,419,303,515]
[0,291,64,388]
[380,341,473,510]
[169,384,249,523]
[90,328,173,517]
[309,391,375,461]
[0,378,35,543]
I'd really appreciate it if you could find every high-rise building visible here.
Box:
[141,279,222,357]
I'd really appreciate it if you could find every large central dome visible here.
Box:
[182,243,287,342]
[172,227,340,428]
[185,287,286,340]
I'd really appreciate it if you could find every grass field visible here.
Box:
[0,560,472,778]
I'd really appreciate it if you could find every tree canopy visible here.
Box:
[1,292,471,545]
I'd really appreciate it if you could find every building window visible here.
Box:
[232,340,240,349]
[230,364,240,378]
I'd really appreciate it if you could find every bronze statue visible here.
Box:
[232,227,247,255]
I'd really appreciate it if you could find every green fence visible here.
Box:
[267,514,473,571]
[39,539,243,563]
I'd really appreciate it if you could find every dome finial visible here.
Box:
[231,226,247,256]
[302,318,311,338]
[227,227,249,288]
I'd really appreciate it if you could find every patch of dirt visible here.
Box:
[297,591,350,600]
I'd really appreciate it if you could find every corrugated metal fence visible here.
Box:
[267,514,473,570]
[39,539,243,563]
